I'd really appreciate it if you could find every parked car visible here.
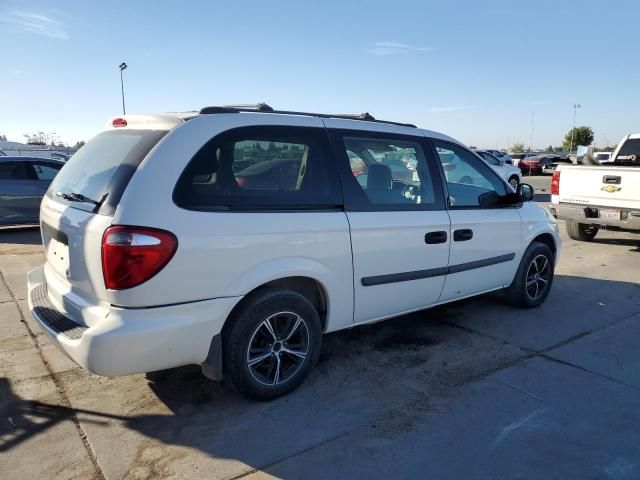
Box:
[550,134,640,241]
[542,156,573,175]
[594,151,613,164]
[27,105,560,400]
[509,152,538,167]
[0,157,64,225]
[518,155,555,175]
[482,149,513,165]
[473,149,522,189]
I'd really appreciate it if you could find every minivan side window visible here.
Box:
[331,131,445,211]
[174,126,341,210]
[432,141,507,208]
[0,162,30,180]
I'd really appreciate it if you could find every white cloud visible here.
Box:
[0,9,67,39]
[429,106,473,113]
[366,41,433,55]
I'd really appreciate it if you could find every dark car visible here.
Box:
[518,155,555,175]
[0,157,64,225]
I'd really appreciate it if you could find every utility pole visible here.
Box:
[529,112,534,153]
[569,104,581,155]
[118,62,128,115]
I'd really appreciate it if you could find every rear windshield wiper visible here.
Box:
[56,191,107,212]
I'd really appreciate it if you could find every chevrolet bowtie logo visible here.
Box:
[601,185,621,193]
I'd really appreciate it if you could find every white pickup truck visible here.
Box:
[550,134,640,241]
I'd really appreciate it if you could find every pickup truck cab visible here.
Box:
[27,105,560,400]
[550,134,640,241]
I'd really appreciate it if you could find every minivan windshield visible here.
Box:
[47,129,166,214]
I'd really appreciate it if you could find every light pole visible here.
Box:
[118,62,128,115]
[529,112,534,153]
[569,104,581,155]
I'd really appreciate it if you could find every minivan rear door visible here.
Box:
[40,128,167,324]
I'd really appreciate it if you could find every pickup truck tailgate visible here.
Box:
[557,166,640,209]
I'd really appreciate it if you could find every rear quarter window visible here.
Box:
[173,126,341,210]
[47,129,167,214]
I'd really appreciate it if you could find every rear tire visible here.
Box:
[504,242,555,308]
[223,289,321,401]
[566,220,599,242]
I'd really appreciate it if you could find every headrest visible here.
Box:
[367,164,392,190]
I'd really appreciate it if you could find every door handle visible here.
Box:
[603,175,621,184]
[425,231,448,244]
[454,229,473,241]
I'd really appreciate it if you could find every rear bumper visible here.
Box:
[27,265,241,376]
[549,203,640,230]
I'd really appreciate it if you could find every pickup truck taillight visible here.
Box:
[102,226,178,290]
[551,171,560,195]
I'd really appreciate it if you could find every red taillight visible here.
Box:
[236,176,247,187]
[112,118,127,127]
[102,226,177,290]
[551,171,560,195]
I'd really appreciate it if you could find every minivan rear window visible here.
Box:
[47,129,166,214]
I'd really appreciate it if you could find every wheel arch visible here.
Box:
[531,232,557,257]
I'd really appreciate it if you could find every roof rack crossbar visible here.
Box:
[198,105,416,128]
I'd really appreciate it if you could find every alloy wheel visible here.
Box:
[525,254,551,300]
[246,311,309,386]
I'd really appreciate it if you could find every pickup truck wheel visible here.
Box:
[566,220,599,241]
[504,242,555,308]
[224,289,321,401]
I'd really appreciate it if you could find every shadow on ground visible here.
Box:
[0,227,41,246]
[2,274,639,478]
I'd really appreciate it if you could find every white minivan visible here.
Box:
[28,105,560,400]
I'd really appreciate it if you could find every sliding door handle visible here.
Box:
[454,229,473,241]
[425,231,448,244]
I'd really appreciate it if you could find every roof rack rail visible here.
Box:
[200,103,273,114]
[198,104,417,128]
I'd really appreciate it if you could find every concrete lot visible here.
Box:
[1,178,639,480]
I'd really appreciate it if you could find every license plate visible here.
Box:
[46,237,70,274]
[599,209,621,221]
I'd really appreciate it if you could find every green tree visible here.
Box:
[563,126,594,151]
[545,145,554,152]
[0,134,7,141]
[74,141,86,149]
[511,142,526,153]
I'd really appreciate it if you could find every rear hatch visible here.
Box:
[40,125,168,326]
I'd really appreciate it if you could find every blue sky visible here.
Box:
[1,0,638,149]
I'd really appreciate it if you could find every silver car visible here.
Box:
[0,157,63,225]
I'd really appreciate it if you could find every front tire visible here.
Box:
[566,220,598,242]
[504,242,555,308]
[224,289,321,400]
[508,175,520,190]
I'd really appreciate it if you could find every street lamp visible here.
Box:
[569,104,581,155]
[118,62,128,115]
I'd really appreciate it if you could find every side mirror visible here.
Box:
[518,183,535,202]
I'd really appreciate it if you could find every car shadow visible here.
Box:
[0,226,42,245]
[2,275,640,477]
[591,236,640,251]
